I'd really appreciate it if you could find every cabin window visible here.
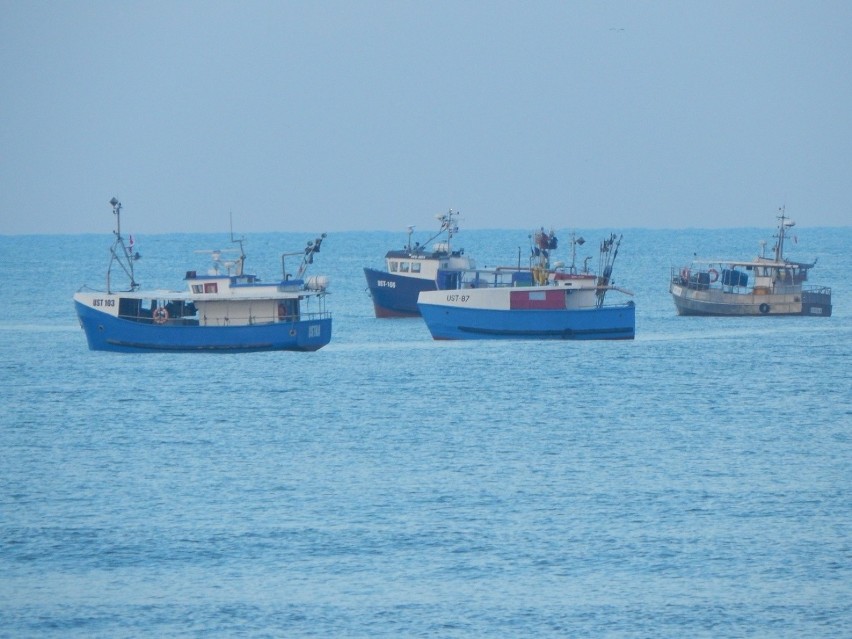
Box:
[277,299,298,320]
[192,284,203,293]
[204,282,218,293]
[400,262,410,272]
[118,297,141,318]
[411,262,421,273]
[389,262,398,273]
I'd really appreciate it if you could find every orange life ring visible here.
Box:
[152,306,169,324]
[708,268,719,283]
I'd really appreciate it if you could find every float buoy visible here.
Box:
[152,307,169,324]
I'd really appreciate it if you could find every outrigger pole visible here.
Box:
[595,233,622,307]
[280,232,327,280]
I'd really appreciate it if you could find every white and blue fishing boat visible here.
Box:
[73,198,332,352]
[417,227,635,340]
[364,209,474,317]
[669,209,832,317]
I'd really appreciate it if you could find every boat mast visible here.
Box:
[440,209,459,253]
[421,209,460,254]
[773,205,792,262]
[568,230,585,274]
[106,197,139,293]
[531,227,557,284]
[229,212,246,276]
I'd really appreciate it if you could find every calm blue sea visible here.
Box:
[1,227,850,638]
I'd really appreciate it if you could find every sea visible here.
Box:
[1,226,850,638]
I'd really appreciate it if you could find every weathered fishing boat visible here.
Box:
[73,198,332,352]
[363,209,475,317]
[669,209,832,317]
[417,227,635,340]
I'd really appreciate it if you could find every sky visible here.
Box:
[1,0,850,234]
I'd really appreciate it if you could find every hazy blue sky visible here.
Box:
[2,0,850,234]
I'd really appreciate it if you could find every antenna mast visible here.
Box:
[421,209,460,254]
[774,205,793,262]
[106,197,139,293]
[229,211,246,276]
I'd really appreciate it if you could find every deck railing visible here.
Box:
[802,287,831,303]
[116,308,331,326]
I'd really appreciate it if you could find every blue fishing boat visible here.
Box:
[417,228,635,340]
[73,198,332,353]
[364,209,474,317]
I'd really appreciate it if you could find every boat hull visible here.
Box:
[363,267,438,318]
[74,301,332,352]
[417,301,636,340]
[669,283,832,317]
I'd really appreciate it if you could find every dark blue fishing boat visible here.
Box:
[364,209,474,317]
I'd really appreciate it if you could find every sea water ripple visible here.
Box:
[0,228,850,638]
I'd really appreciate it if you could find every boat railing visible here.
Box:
[802,285,831,295]
[670,266,754,293]
[294,309,332,322]
[670,267,713,291]
[116,311,200,326]
[802,286,831,303]
[457,267,532,289]
[115,306,330,326]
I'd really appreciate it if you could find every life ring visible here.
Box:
[152,306,169,324]
[708,268,719,283]
[759,303,770,315]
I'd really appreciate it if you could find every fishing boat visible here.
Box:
[73,198,332,352]
[417,227,635,340]
[669,209,832,317]
[363,209,474,317]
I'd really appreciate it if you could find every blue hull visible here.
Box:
[363,267,437,318]
[75,301,332,352]
[417,302,636,340]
